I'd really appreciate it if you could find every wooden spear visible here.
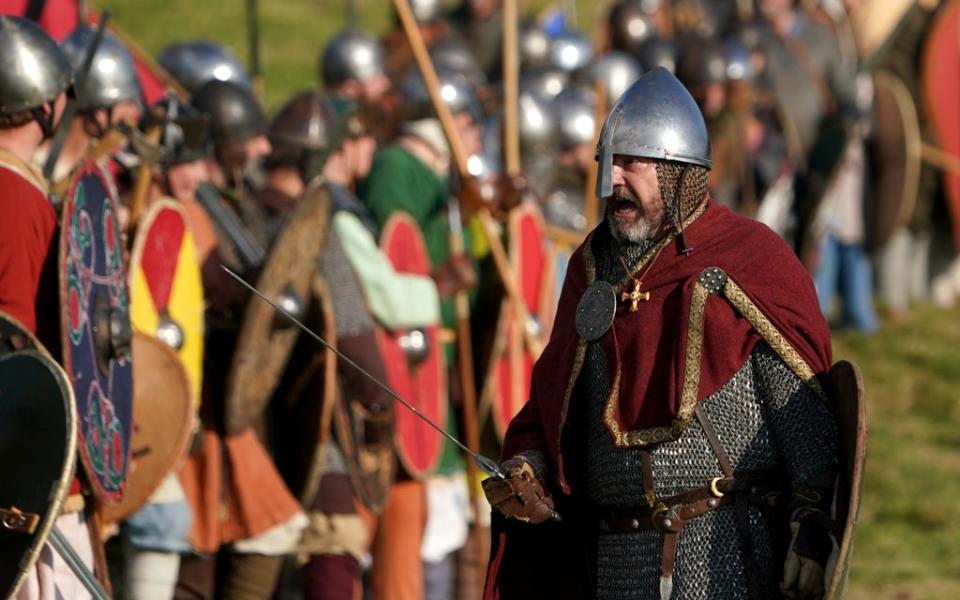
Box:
[389,0,485,513]
[390,0,544,359]
[503,0,521,178]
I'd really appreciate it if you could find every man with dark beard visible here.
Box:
[482,68,842,600]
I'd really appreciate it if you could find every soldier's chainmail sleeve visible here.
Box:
[751,343,838,497]
[318,227,375,338]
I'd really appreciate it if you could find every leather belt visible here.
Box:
[599,471,781,534]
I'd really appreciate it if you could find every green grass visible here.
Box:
[98,0,604,110]
[98,2,960,596]
[836,306,960,599]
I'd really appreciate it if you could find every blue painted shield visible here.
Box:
[59,160,133,505]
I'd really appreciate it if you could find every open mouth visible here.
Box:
[610,198,640,219]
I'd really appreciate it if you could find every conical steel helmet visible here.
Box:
[62,26,141,111]
[319,28,385,86]
[595,67,711,199]
[0,16,72,117]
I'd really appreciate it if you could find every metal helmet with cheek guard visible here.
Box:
[61,26,141,111]
[595,66,711,199]
[0,16,72,118]
[319,28,386,87]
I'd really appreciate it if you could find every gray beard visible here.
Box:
[606,208,660,244]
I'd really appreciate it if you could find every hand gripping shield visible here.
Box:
[225,179,330,435]
[59,160,133,505]
[377,212,447,478]
[0,313,77,599]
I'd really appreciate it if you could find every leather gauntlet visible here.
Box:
[781,506,837,599]
[482,456,557,525]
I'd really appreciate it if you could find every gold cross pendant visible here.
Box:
[621,279,650,312]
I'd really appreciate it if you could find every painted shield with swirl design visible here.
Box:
[59,160,133,505]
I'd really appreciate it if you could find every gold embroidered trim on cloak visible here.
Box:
[603,281,710,447]
[721,278,828,401]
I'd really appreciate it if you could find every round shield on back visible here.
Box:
[225,179,330,435]
[377,213,446,478]
[101,331,193,523]
[866,70,921,250]
[59,160,133,505]
[268,273,339,506]
[128,198,205,408]
[0,313,77,600]
[484,203,553,440]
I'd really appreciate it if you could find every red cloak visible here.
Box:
[485,201,832,599]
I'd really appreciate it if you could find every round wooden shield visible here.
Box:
[129,198,205,409]
[225,179,330,435]
[267,273,339,506]
[377,213,446,478]
[824,360,867,599]
[484,203,553,440]
[922,1,960,250]
[59,160,133,505]
[101,332,193,524]
[0,313,77,600]
[867,70,921,250]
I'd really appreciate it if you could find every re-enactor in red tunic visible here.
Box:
[0,150,59,349]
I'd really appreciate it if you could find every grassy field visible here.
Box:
[837,305,960,599]
[99,0,603,110]
[99,1,960,597]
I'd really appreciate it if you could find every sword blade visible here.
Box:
[220,264,507,480]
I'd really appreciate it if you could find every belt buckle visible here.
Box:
[652,502,681,533]
[710,476,726,498]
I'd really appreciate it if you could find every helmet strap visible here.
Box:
[30,103,55,140]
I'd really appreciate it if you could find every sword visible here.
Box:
[220,265,508,481]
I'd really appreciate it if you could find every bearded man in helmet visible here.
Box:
[483,68,844,600]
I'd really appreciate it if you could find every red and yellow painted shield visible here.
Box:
[128,198,204,408]
[377,213,446,478]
